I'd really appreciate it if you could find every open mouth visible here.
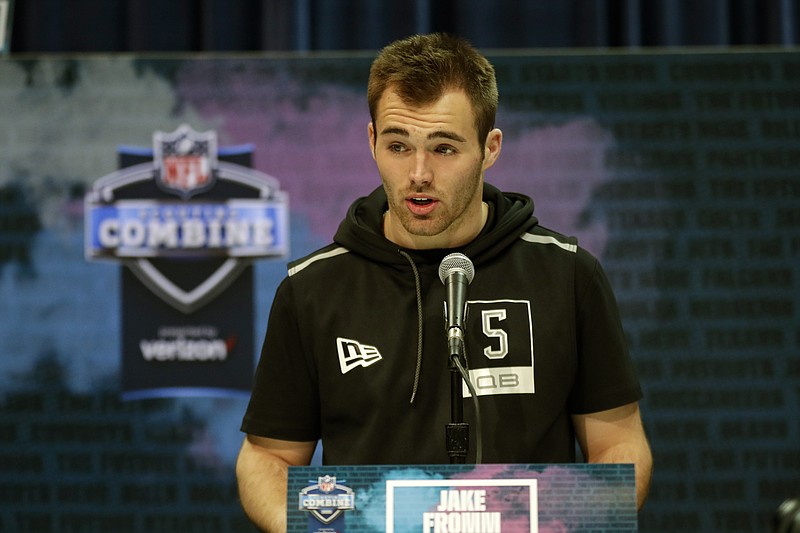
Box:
[406,196,438,215]
[410,197,434,206]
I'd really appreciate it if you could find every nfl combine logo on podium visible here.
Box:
[299,475,355,531]
[85,125,289,399]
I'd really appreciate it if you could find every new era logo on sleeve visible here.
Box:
[336,337,382,374]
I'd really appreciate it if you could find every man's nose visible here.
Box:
[409,151,433,185]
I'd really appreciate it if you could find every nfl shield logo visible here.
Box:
[154,124,217,198]
[319,476,336,493]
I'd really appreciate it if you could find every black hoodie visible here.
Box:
[242,183,642,465]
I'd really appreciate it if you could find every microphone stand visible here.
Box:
[439,253,481,465]
[446,329,469,464]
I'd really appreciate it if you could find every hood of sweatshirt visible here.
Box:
[333,182,538,268]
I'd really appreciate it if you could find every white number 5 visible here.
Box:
[481,309,508,359]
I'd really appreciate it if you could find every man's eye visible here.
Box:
[388,143,406,153]
[436,145,456,155]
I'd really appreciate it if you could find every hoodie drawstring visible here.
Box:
[398,250,424,404]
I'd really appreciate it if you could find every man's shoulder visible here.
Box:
[518,225,579,254]
[287,243,352,277]
[514,225,600,274]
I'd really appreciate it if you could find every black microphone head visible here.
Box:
[438,253,475,285]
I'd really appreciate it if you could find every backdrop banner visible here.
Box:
[3,50,800,531]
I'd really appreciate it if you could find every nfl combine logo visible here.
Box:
[83,124,289,399]
[299,475,355,531]
[84,124,289,313]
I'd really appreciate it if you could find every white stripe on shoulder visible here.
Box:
[288,247,350,276]
[520,233,577,253]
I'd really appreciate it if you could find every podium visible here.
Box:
[288,463,637,532]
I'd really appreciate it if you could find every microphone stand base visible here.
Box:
[446,422,469,464]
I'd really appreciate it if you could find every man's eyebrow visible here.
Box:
[428,130,467,143]
[380,126,409,137]
[379,127,467,143]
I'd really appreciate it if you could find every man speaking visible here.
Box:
[236,33,652,532]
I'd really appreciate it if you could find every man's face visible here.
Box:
[369,87,501,249]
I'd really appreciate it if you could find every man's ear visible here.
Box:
[368,121,377,160]
[483,128,503,170]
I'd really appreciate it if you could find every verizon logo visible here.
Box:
[336,337,382,374]
[140,338,229,361]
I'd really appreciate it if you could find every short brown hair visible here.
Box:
[367,33,498,144]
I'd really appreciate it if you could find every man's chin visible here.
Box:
[400,219,446,238]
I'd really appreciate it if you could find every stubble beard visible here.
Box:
[385,165,484,239]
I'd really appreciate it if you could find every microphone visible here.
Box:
[438,253,475,358]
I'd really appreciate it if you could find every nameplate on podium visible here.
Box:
[287,463,636,532]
